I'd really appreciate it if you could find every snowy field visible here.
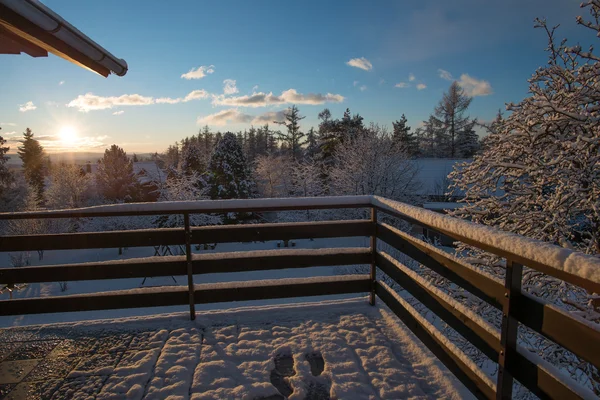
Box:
[0,236,370,328]
[0,297,472,399]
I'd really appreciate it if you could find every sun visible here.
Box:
[58,125,78,145]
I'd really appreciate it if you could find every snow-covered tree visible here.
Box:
[434,82,475,158]
[305,127,319,160]
[96,145,138,202]
[17,128,46,201]
[392,114,418,157]
[415,115,444,157]
[46,163,90,210]
[0,128,13,202]
[455,125,480,158]
[254,154,294,198]
[450,3,600,392]
[207,133,255,222]
[330,124,420,202]
[275,105,306,161]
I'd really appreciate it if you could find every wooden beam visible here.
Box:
[377,252,500,360]
[0,248,371,285]
[376,282,496,400]
[0,276,370,316]
[514,293,600,370]
[377,223,504,308]
[375,206,600,295]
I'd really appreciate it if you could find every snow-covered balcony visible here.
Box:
[0,196,599,399]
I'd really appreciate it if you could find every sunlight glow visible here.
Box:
[58,125,78,146]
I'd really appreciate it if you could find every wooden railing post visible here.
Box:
[184,213,196,320]
[369,207,377,306]
[496,259,522,399]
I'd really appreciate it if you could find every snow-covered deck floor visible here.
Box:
[0,297,469,399]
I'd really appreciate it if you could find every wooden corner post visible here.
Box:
[369,207,378,306]
[496,259,522,399]
[184,213,196,320]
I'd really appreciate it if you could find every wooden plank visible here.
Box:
[0,199,371,220]
[193,275,371,304]
[496,260,522,399]
[511,348,588,400]
[514,293,600,370]
[0,221,371,253]
[369,208,377,305]
[191,220,373,243]
[0,258,186,284]
[0,248,371,285]
[0,276,370,316]
[375,282,496,400]
[184,213,196,320]
[377,252,500,360]
[377,223,504,308]
[375,206,600,295]
[193,248,371,274]
[0,287,189,316]
[0,228,184,252]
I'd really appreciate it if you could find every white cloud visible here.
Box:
[394,82,409,88]
[0,122,16,127]
[181,65,215,80]
[67,93,154,111]
[68,90,209,111]
[416,83,427,90]
[19,101,37,112]
[197,109,253,126]
[113,111,125,115]
[359,85,367,92]
[251,110,287,125]
[213,88,344,108]
[438,69,453,81]
[346,57,372,71]
[252,85,259,91]
[155,89,209,104]
[457,74,493,96]
[2,131,16,136]
[409,73,416,82]
[223,79,239,95]
[59,80,65,85]
[379,78,385,85]
[353,80,359,87]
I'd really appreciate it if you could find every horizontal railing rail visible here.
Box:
[0,196,598,400]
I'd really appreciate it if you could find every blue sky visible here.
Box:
[0,0,589,153]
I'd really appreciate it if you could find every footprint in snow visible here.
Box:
[265,351,330,400]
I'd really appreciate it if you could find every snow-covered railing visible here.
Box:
[0,196,598,400]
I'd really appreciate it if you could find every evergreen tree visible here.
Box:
[132,153,139,162]
[416,116,444,157]
[455,124,480,158]
[434,81,474,158]
[96,145,138,202]
[207,132,254,204]
[275,105,306,160]
[17,128,46,201]
[305,127,319,159]
[392,114,418,156]
[0,128,13,199]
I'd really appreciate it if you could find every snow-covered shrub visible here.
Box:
[450,2,600,393]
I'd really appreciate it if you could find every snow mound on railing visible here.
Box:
[372,196,600,287]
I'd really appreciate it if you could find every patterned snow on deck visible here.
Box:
[0,298,469,399]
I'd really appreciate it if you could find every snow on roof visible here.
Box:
[412,158,468,195]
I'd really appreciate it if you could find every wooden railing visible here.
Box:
[0,196,599,400]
